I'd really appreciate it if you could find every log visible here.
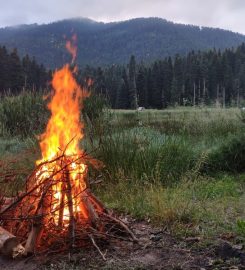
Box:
[0,226,23,257]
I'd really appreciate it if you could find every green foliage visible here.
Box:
[0,46,49,93]
[207,133,245,173]
[81,43,245,109]
[96,127,195,184]
[98,175,245,238]
[236,220,245,236]
[0,91,49,137]
[83,93,108,122]
[189,177,241,200]
[239,108,245,124]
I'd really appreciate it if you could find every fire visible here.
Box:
[0,34,135,258]
[39,65,86,160]
[65,34,77,63]
[36,38,90,226]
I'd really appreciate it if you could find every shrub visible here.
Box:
[83,93,108,122]
[206,133,245,173]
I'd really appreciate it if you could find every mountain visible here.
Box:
[0,17,245,68]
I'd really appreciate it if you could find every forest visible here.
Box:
[0,46,50,93]
[1,17,245,68]
[85,43,245,109]
[2,42,245,109]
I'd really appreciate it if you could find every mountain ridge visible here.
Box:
[0,17,245,68]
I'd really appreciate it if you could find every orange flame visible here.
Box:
[36,36,90,225]
[39,64,88,160]
[65,34,77,64]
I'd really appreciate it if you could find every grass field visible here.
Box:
[0,93,244,249]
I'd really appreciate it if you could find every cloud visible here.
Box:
[0,0,245,34]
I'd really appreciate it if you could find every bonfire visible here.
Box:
[0,36,136,259]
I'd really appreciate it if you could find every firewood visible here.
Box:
[58,188,65,227]
[83,189,107,213]
[0,151,137,256]
[64,168,75,248]
[0,226,24,257]
[23,223,42,256]
[24,184,51,256]
[82,196,99,227]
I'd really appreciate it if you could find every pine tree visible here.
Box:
[136,66,148,108]
[9,48,24,93]
[128,55,138,109]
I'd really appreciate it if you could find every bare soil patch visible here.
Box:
[0,218,244,270]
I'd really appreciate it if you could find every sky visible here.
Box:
[0,0,245,34]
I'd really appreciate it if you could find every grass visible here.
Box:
[85,107,245,242]
[97,173,245,239]
[0,100,244,245]
[0,90,49,137]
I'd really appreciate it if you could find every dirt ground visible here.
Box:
[0,219,244,270]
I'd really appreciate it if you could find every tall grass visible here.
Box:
[95,127,196,184]
[0,91,49,137]
[111,108,243,138]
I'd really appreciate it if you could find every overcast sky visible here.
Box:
[0,0,245,34]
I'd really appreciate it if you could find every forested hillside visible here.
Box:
[1,43,245,108]
[82,44,245,108]
[0,46,50,93]
[1,17,245,68]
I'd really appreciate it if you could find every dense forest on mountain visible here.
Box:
[0,46,50,93]
[81,43,245,108]
[1,43,245,108]
[1,17,245,68]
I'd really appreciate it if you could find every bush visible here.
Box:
[206,133,245,173]
[83,93,108,122]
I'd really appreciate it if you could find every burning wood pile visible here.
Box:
[0,39,136,259]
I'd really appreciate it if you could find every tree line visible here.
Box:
[0,46,50,93]
[1,43,245,109]
[81,43,245,108]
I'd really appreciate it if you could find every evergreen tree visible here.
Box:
[8,49,24,93]
[128,55,138,109]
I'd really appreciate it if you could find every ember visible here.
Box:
[0,37,136,259]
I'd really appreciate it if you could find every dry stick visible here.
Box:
[88,234,106,261]
[58,187,65,227]
[58,155,66,227]
[0,148,94,216]
[0,153,84,217]
[64,166,75,249]
[89,227,134,242]
[24,182,52,255]
[81,196,99,227]
[83,189,107,213]
[102,213,138,242]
